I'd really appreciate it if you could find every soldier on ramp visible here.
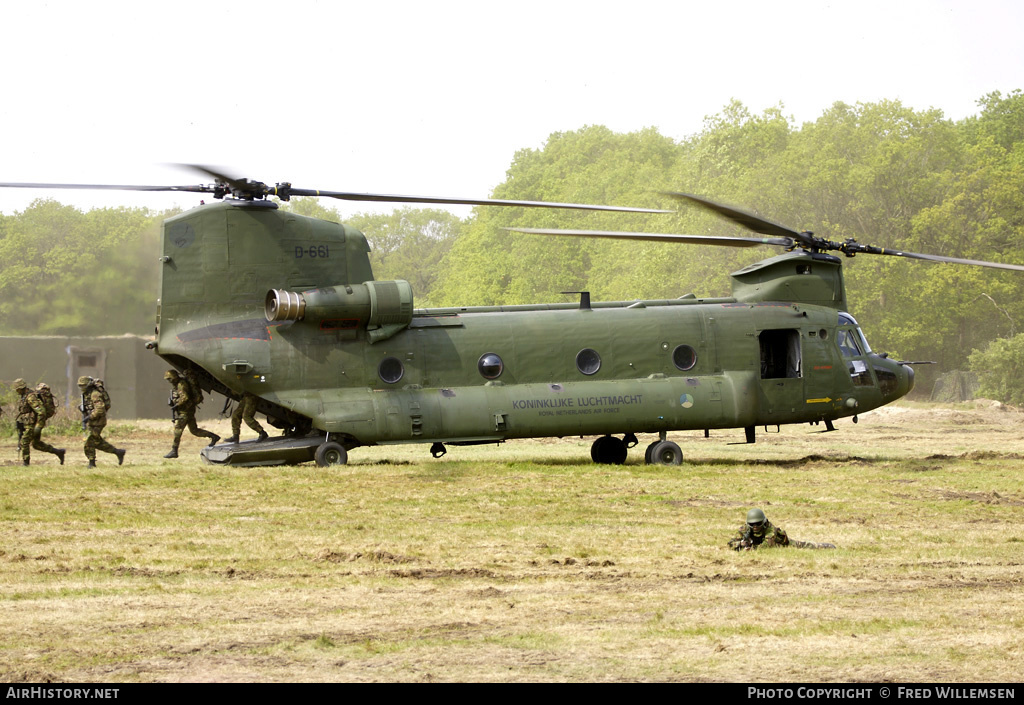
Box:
[164,370,219,458]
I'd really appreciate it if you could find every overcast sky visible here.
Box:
[1,0,1021,218]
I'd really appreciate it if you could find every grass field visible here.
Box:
[2,402,1023,682]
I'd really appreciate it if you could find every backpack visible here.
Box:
[92,380,112,412]
[35,383,57,421]
[184,372,204,407]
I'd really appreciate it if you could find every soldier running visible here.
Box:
[164,370,219,458]
[78,376,126,467]
[13,378,65,466]
[225,392,268,444]
[728,508,836,550]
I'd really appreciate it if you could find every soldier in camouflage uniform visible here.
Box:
[728,508,836,550]
[13,378,65,466]
[79,376,126,467]
[225,392,269,444]
[164,369,219,458]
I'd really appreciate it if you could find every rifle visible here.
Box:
[169,394,179,423]
[16,421,24,444]
[79,392,89,430]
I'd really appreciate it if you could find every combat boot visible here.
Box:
[164,447,179,459]
[55,448,66,465]
[224,435,240,445]
[88,459,96,468]
[22,458,30,466]
[257,431,269,442]
[115,449,126,466]
[207,434,220,447]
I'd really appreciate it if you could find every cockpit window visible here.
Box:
[838,312,872,354]
[837,313,874,385]
[837,328,863,358]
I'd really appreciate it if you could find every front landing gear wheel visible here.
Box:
[591,435,627,465]
[648,440,683,466]
[315,441,348,467]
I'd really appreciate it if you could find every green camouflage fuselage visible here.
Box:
[154,200,914,448]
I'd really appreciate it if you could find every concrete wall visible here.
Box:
[1,336,224,420]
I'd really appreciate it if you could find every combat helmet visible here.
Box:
[164,369,180,381]
[746,507,767,532]
[77,375,94,389]
[13,378,29,391]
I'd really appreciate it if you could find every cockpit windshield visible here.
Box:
[838,312,872,355]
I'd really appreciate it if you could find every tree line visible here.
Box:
[2,91,1022,399]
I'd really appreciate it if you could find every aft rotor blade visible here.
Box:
[181,165,673,212]
[663,192,804,240]
[184,164,257,193]
[507,227,794,248]
[295,189,673,213]
[0,182,213,194]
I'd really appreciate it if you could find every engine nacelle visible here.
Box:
[265,280,414,342]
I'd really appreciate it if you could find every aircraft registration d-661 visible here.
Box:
[5,169,1022,466]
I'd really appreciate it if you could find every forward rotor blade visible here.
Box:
[663,192,804,239]
[506,227,794,248]
[867,248,1024,272]
[667,191,1024,271]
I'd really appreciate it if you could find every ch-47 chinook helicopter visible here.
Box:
[4,169,1023,467]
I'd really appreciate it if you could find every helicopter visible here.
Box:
[4,168,1023,467]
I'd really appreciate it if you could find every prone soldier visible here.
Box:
[13,378,65,466]
[78,376,126,467]
[225,392,269,444]
[164,369,219,458]
[728,508,836,550]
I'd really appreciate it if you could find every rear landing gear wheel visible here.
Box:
[648,440,683,466]
[315,441,348,467]
[591,435,627,465]
[644,441,660,464]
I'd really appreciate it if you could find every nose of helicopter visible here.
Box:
[873,356,915,402]
[885,360,915,400]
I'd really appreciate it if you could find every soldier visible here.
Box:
[728,508,836,550]
[164,369,219,458]
[225,392,269,444]
[78,376,126,467]
[13,378,65,466]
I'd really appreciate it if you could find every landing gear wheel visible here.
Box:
[644,441,660,464]
[648,440,683,466]
[591,435,627,465]
[315,441,348,467]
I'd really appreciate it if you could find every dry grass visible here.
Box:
[1,402,1023,682]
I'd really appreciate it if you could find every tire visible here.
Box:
[315,441,348,467]
[649,440,683,466]
[591,435,627,465]
[644,441,660,464]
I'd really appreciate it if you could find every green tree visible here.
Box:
[345,208,463,305]
[432,125,681,306]
[969,332,1024,404]
[0,200,168,335]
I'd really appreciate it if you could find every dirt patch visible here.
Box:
[316,550,418,564]
[665,497,751,509]
[388,567,498,579]
[930,489,1024,507]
